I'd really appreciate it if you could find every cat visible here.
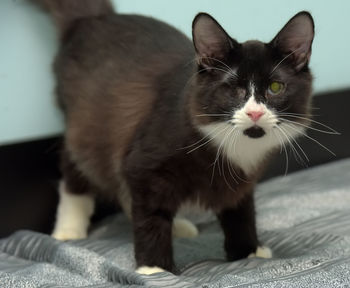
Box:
[31,0,314,274]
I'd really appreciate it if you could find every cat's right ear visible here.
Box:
[192,13,236,68]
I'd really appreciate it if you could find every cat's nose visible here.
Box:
[246,110,265,122]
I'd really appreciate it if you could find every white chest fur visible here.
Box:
[199,122,276,175]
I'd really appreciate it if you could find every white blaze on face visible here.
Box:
[233,82,272,129]
[246,95,264,112]
[245,84,265,118]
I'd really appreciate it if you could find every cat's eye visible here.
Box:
[268,81,284,95]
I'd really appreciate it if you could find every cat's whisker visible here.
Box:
[209,127,233,184]
[283,123,337,157]
[192,65,237,80]
[232,129,240,156]
[270,47,302,76]
[198,56,238,78]
[229,129,250,183]
[182,67,210,92]
[226,131,240,184]
[277,114,340,134]
[225,128,242,184]
[185,125,227,154]
[266,120,279,125]
[281,135,303,166]
[272,128,283,154]
[275,125,307,166]
[179,124,223,150]
[183,57,237,79]
[213,126,232,177]
[179,137,208,150]
[232,116,246,124]
[220,128,240,190]
[222,159,236,192]
[183,65,236,97]
[182,66,227,93]
[277,111,316,117]
[226,160,239,185]
[276,105,292,113]
[222,164,236,189]
[272,129,289,176]
[185,134,220,154]
[280,118,339,135]
[281,126,308,167]
[196,113,232,117]
[208,67,238,79]
[279,125,309,163]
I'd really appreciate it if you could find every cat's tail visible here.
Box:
[30,0,114,37]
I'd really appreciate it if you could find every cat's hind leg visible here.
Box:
[52,151,95,240]
[52,180,95,240]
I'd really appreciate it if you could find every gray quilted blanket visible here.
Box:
[1,158,350,287]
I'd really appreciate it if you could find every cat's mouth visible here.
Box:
[243,126,266,138]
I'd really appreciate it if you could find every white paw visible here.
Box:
[172,218,199,238]
[248,246,272,259]
[52,229,87,241]
[136,266,165,275]
[51,181,94,241]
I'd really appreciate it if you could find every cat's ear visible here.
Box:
[271,11,314,71]
[192,13,235,67]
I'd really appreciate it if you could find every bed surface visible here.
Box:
[1,158,350,287]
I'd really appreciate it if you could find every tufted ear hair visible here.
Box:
[271,11,315,71]
[192,13,237,68]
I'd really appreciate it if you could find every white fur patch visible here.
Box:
[248,246,273,259]
[52,181,95,241]
[199,94,304,175]
[136,266,166,275]
[199,122,276,175]
[172,218,199,238]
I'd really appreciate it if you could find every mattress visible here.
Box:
[1,158,350,287]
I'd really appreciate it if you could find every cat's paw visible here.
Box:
[136,266,166,275]
[172,218,198,238]
[248,246,272,259]
[52,229,87,241]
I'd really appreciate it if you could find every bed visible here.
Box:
[1,158,350,287]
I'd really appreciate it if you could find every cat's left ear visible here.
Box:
[192,13,236,67]
[271,11,315,71]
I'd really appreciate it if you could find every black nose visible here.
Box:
[243,126,265,138]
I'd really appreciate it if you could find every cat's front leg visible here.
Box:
[132,203,175,273]
[217,193,261,261]
[130,181,177,274]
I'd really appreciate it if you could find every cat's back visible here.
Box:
[55,13,194,111]
[57,13,195,187]
[56,14,193,81]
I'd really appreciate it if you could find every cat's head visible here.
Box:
[189,11,314,174]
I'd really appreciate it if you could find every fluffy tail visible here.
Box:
[31,0,114,36]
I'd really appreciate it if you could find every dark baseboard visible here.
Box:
[1,88,349,237]
[0,137,117,238]
[0,138,61,238]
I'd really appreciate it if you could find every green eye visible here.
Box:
[268,81,284,95]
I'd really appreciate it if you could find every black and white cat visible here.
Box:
[32,0,314,274]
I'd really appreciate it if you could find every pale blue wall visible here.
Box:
[1,0,349,145]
